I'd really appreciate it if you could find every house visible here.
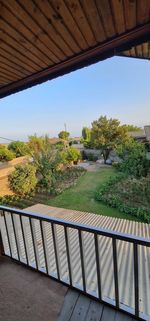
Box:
[0,1,150,321]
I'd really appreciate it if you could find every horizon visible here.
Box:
[0,56,149,144]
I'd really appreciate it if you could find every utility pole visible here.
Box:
[64,123,67,132]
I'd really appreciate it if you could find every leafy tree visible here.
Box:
[29,135,61,189]
[122,124,141,132]
[8,164,37,196]
[0,146,15,161]
[8,141,28,157]
[58,131,70,140]
[28,134,45,154]
[91,116,128,163]
[82,127,91,142]
[116,139,150,178]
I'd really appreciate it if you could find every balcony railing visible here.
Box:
[0,205,150,321]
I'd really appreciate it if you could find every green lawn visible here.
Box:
[47,167,137,220]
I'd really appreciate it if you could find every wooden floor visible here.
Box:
[58,289,133,321]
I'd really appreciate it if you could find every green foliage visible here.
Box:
[8,164,37,196]
[63,147,81,164]
[71,140,79,144]
[55,141,65,150]
[30,137,61,190]
[95,175,150,223]
[58,130,70,140]
[91,116,129,163]
[87,153,98,162]
[0,145,15,161]
[28,134,46,154]
[82,127,91,141]
[116,139,150,178]
[8,141,28,157]
[122,124,141,132]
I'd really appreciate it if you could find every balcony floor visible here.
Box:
[0,256,67,321]
[0,256,133,321]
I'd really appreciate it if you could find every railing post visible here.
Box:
[0,230,4,256]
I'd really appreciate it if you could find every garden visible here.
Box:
[0,116,150,223]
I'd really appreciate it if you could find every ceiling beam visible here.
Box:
[0,21,150,99]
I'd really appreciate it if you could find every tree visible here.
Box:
[58,131,70,140]
[82,127,91,142]
[28,134,45,154]
[116,139,150,178]
[8,164,37,196]
[91,116,128,163]
[122,124,141,132]
[8,141,28,157]
[28,135,61,189]
[0,146,15,161]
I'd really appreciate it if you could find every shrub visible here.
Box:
[0,146,15,161]
[116,140,150,178]
[8,164,37,196]
[8,141,28,157]
[63,147,81,164]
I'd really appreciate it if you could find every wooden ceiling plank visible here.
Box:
[142,42,149,58]
[0,19,52,69]
[130,46,136,56]
[50,0,88,50]
[34,0,80,54]
[0,63,26,79]
[0,55,30,76]
[111,0,125,34]
[0,47,36,74]
[81,0,106,43]
[135,44,143,57]
[0,67,21,81]
[137,0,150,24]
[5,0,62,62]
[95,0,116,38]
[65,0,96,47]
[123,0,136,30]
[18,0,73,57]
[0,72,18,82]
[0,43,38,73]
[0,30,45,71]
[1,3,54,66]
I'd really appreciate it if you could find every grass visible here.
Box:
[47,167,138,221]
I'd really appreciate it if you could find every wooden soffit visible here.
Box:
[0,0,150,98]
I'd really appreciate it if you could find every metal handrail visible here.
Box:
[0,205,150,321]
[0,205,150,246]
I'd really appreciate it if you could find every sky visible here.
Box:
[0,56,149,143]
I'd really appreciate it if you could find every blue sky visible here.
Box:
[0,56,149,143]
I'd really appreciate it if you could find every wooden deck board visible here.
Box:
[59,289,133,321]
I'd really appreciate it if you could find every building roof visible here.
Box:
[0,0,150,98]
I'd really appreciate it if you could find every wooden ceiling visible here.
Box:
[0,0,150,98]
[121,41,150,60]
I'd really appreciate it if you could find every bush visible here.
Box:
[95,174,150,223]
[8,164,37,196]
[116,140,150,178]
[0,146,15,161]
[8,141,28,157]
[62,147,81,164]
